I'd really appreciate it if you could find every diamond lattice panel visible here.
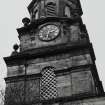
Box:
[40,67,57,100]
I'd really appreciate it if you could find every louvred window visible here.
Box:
[46,2,56,17]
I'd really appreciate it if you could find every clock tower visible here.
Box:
[4,0,105,105]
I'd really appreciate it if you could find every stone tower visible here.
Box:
[4,0,105,105]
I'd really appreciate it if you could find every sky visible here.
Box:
[0,0,105,90]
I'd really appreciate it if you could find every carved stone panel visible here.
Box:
[5,78,40,105]
[7,65,25,77]
[5,81,24,105]
[26,78,40,103]
[56,68,95,97]
[71,70,95,95]
[56,73,72,97]
[20,34,36,51]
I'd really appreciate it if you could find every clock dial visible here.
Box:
[39,25,59,41]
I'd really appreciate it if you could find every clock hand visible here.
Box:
[46,30,49,38]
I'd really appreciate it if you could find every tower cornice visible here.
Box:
[4,43,95,66]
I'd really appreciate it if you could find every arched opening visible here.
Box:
[34,9,39,19]
[64,5,71,18]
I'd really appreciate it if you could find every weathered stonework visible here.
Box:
[7,53,92,77]
[5,77,40,105]
[19,22,88,51]
[54,97,105,105]
[4,0,105,105]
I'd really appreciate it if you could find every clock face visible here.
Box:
[39,25,60,41]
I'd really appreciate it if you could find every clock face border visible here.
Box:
[38,24,60,42]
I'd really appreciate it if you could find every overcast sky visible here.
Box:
[0,0,105,90]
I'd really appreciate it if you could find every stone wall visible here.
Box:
[7,53,92,77]
[57,97,105,105]
[19,22,88,51]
